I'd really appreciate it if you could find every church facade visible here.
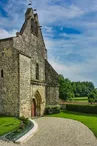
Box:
[0,7,59,117]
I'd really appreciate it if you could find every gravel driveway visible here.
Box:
[0,117,97,146]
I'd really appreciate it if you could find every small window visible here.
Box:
[36,63,39,80]
[2,52,4,56]
[1,70,3,78]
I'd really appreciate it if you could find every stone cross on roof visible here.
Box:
[28,0,32,7]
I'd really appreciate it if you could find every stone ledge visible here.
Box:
[31,80,47,86]
[15,119,38,144]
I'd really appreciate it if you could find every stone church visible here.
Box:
[0,6,59,117]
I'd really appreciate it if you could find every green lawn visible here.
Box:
[0,117,20,136]
[72,97,88,102]
[48,110,97,137]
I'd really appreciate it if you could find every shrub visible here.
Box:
[15,128,22,133]
[66,104,97,114]
[19,121,25,130]
[46,105,60,114]
[88,98,95,103]
[19,116,29,125]
[15,116,30,133]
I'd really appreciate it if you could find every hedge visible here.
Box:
[66,104,97,114]
[46,105,60,115]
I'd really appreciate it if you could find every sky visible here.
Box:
[0,0,97,86]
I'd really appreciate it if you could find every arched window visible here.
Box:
[36,63,39,80]
[1,69,3,78]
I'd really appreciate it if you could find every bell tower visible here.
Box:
[25,0,34,20]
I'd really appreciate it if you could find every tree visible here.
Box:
[59,75,74,101]
[66,92,75,101]
[59,74,95,101]
[88,89,97,103]
[72,81,95,97]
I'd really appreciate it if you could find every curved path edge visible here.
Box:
[15,119,38,144]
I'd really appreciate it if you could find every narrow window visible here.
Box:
[1,70,3,78]
[36,63,39,80]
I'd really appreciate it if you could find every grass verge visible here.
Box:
[0,117,20,136]
[48,110,97,137]
[72,97,88,102]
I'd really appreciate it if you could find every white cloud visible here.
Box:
[43,26,53,33]
[38,4,84,25]
[0,29,17,39]
[49,58,96,85]
[70,0,97,13]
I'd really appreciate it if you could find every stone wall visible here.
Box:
[0,39,19,116]
[19,54,31,117]
[46,87,59,105]
[19,53,46,117]
[45,60,59,85]
[45,60,59,105]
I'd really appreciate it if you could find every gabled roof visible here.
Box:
[0,37,14,42]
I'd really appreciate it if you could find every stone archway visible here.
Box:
[31,90,42,117]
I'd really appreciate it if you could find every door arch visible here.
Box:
[31,90,42,117]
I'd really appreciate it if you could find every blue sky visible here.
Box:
[0,0,97,86]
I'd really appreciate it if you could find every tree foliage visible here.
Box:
[59,75,74,100]
[59,74,95,101]
[72,81,94,97]
[88,89,97,103]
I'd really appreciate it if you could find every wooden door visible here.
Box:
[31,99,36,117]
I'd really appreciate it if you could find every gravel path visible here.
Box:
[0,117,97,146]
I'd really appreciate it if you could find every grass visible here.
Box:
[72,97,88,102]
[0,117,20,136]
[48,110,97,137]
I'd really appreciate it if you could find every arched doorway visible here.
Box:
[31,91,42,117]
